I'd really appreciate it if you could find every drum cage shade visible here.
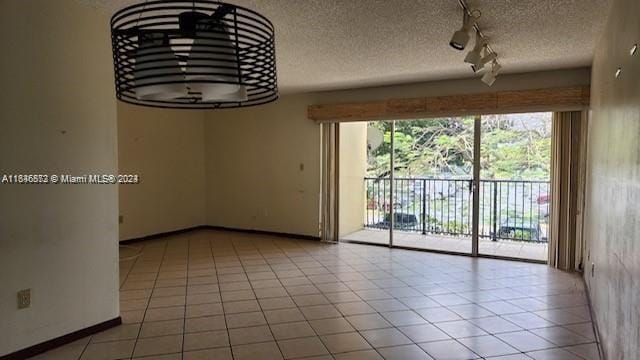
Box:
[111,0,278,109]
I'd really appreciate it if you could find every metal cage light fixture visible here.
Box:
[110,0,278,109]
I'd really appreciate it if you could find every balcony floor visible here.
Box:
[342,229,548,262]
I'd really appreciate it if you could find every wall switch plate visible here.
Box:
[17,289,31,309]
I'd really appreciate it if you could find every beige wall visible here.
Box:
[204,96,322,236]
[203,68,590,237]
[0,0,119,356]
[584,0,639,358]
[118,104,206,240]
[339,122,368,236]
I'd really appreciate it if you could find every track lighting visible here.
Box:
[450,0,501,86]
[481,60,501,86]
[449,12,475,50]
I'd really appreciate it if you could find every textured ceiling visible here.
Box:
[85,0,611,93]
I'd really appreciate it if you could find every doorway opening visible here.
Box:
[338,112,552,262]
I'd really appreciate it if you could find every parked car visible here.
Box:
[495,220,545,242]
[376,212,419,229]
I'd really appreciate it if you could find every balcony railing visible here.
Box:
[364,177,550,242]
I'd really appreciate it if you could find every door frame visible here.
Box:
[471,115,481,256]
[389,121,395,248]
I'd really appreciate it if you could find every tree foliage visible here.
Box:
[367,114,551,180]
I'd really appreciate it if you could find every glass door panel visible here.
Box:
[391,117,475,254]
[478,113,552,261]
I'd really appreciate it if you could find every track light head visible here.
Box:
[481,71,496,86]
[449,12,475,50]
[481,60,500,86]
[450,30,470,51]
[464,33,485,68]
[472,51,497,73]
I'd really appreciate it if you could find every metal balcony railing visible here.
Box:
[364,177,550,242]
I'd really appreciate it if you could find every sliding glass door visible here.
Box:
[337,113,550,262]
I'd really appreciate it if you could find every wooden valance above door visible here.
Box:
[308,86,590,123]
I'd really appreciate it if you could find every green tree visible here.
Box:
[368,117,475,178]
[367,114,550,181]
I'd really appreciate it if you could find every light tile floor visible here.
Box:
[30,230,599,360]
[342,229,548,262]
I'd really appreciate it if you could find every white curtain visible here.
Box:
[320,123,339,243]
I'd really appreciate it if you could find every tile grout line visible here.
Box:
[313,250,397,359]
[209,234,234,360]
[278,240,334,358]
[344,246,491,359]
[129,239,169,359]
[180,234,191,360]
[235,236,288,359]
[306,242,407,358]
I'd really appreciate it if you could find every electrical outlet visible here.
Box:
[119,215,124,224]
[17,289,31,309]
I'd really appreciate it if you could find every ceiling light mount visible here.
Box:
[110,0,278,109]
